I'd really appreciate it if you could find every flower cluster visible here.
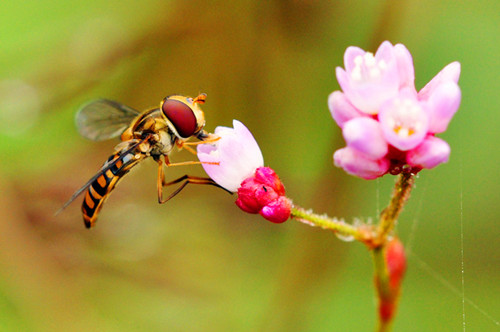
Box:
[197,120,291,223]
[330,41,461,179]
[236,167,291,223]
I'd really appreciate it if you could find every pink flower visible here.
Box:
[335,41,414,114]
[378,88,429,151]
[329,41,461,179]
[197,120,291,223]
[197,120,264,192]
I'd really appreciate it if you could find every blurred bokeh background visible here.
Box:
[0,0,498,331]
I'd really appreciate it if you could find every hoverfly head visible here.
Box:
[161,94,206,139]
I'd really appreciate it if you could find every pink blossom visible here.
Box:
[378,88,429,151]
[197,121,291,223]
[197,120,263,192]
[330,41,461,179]
[335,41,414,114]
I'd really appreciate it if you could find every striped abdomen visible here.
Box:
[82,151,141,228]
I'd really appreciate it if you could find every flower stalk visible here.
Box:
[290,206,364,240]
[373,246,393,332]
[373,238,407,332]
[375,171,415,246]
[370,173,412,331]
[291,173,413,332]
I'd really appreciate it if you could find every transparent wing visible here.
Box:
[76,99,140,141]
[55,137,148,215]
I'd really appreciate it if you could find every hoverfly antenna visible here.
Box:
[192,93,207,105]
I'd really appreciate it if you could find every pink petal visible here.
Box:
[333,147,389,180]
[374,41,395,62]
[335,67,350,98]
[197,120,264,192]
[342,117,388,159]
[344,46,366,72]
[259,196,292,223]
[419,61,461,101]
[328,91,365,128]
[254,167,285,196]
[406,136,450,169]
[425,82,461,133]
[337,41,401,114]
[394,43,415,89]
[344,80,399,115]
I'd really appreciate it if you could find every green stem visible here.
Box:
[287,172,414,332]
[372,172,415,332]
[373,247,390,298]
[376,172,415,244]
[373,246,393,332]
[290,206,365,241]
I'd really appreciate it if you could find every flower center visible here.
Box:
[351,52,388,82]
[386,99,424,138]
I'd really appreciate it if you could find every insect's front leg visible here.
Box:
[157,157,167,203]
[177,132,221,155]
[156,155,230,204]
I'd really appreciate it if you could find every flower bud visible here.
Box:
[377,238,407,323]
[235,167,291,223]
[386,238,406,291]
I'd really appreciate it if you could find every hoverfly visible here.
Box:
[59,94,226,228]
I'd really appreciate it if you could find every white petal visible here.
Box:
[197,120,263,192]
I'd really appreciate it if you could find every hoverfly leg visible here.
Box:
[163,154,219,168]
[185,133,220,145]
[156,156,230,204]
[177,134,220,155]
[179,143,197,155]
[158,174,231,204]
[157,158,166,203]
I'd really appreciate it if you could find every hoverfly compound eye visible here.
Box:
[162,99,197,138]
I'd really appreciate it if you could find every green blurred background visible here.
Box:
[0,1,498,331]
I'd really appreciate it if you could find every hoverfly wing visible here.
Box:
[76,99,140,141]
[55,165,110,216]
[56,137,147,216]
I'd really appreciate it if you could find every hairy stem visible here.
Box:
[376,172,415,245]
[372,172,414,332]
[287,172,414,332]
[290,206,365,240]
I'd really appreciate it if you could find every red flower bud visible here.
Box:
[235,167,291,223]
[386,238,406,290]
[376,238,407,323]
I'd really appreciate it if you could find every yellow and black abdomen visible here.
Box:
[82,152,141,228]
